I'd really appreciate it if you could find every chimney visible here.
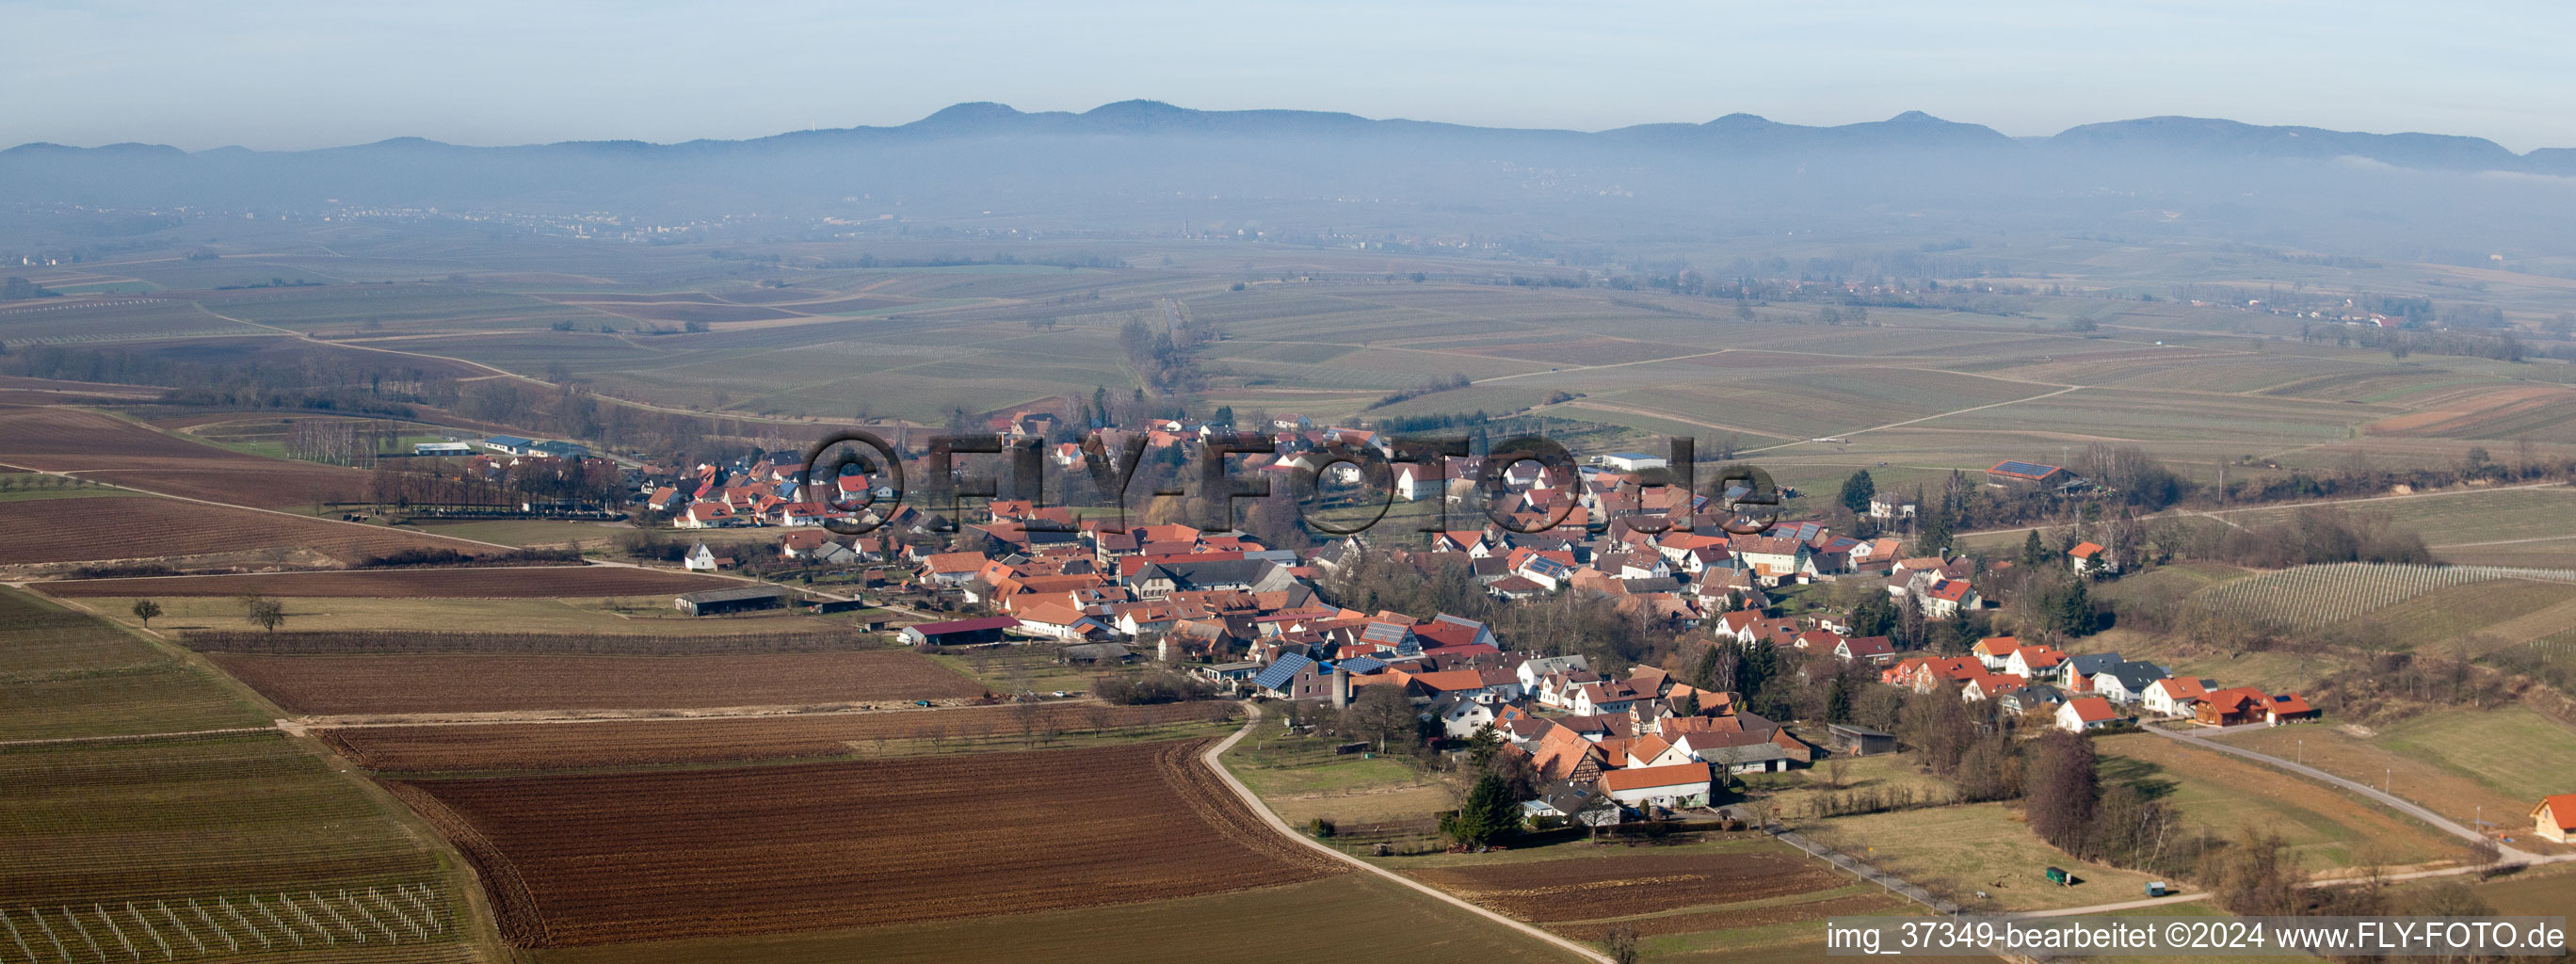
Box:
[1330,667,1352,709]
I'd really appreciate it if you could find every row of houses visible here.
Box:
[1881,635,2315,733]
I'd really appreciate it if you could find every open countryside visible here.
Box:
[10,14,2576,962]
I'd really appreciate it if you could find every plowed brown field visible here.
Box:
[0,494,485,565]
[319,701,1234,771]
[37,565,735,598]
[0,404,380,507]
[388,739,1343,946]
[1408,849,1845,923]
[210,650,985,714]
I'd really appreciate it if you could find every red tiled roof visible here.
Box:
[2066,697,2116,723]
[2539,794,2576,832]
[1601,763,1713,792]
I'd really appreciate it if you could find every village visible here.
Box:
[599,411,2373,836]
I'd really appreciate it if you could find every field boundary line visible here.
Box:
[0,726,277,749]
[1203,703,1612,964]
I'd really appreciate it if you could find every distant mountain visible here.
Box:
[2049,116,2529,171]
[6,101,2575,256]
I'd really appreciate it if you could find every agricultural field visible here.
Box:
[206,650,986,715]
[0,587,266,742]
[1745,751,1962,821]
[2471,865,2576,921]
[1218,709,1458,839]
[2216,720,2572,855]
[316,701,1238,773]
[2093,733,2470,872]
[1798,803,2157,911]
[531,872,1587,964]
[1403,837,1856,925]
[77,593,849,635]
[2188,563,2576,631]
[2198,485,2576,565]
[0,494,493,569]
[0,734,485,964]
[2368,706,2576,807]
[0,404,389,509]
[36,566,737,599]
[397,518,634,552]
[2343,579,2576,654]
[388,739,1344,947]
[174,628,877,655]
[0,296,264,344]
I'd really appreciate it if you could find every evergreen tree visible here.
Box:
[1441,774,1523,846]
[1825,678,1853,723]
[1839,470,1876,515]
[1738,639,1777,695]
[2059,579,2092,635]
[1689,644,1722,691]
[2021,530,2051,568]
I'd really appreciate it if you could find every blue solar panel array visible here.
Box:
[1991,460,2061,477]
[1339,656,1387,674]
[1251,652,1313,692]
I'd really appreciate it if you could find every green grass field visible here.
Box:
[1800,803,2158,911]
[2373,705,2576,804]
[2094,733,2469,871]
[1219,710,1457,829]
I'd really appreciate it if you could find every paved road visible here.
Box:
[1200,703,1612,964]
[2021,892,2210,917]
[2147,725,2565,866]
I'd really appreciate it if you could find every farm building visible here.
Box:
[1599,452,1667,472]
[1823,724,1897,757]
[528,440,589,459]
[1600,762,1715,810]
[1985,459,2085,490]
[674,586,787,616]
[412,442,472,457]
[899,615,1021,647]
[482,435,535,456]
[1523,783,1621,828]
[2533,795,2576,844]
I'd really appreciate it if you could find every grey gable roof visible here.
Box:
[2101,662,2169,690]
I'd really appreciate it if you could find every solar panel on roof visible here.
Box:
[1992,460,2061,476]
[1251,652,1313,691]
[1339,656,1387,674]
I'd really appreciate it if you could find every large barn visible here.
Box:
[1985,460,2071,489]
[674,586,787,616]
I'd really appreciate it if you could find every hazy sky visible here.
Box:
[8,0,2574,152]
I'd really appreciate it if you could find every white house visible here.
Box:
[1394,462,1446,502]
[2056,696,2118,733]
[1517,655,1591,693]
[1013,602,1109,642]
[2143,677,2216,717]
[1601,763,1715,810]
[1434,696,1500,738]
[683,543,718,571]
[1599,452,1669,473]
[2092,663,2170,705]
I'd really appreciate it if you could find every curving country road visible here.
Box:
[1199,702,1612,964]
[2146,724,2569,867]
